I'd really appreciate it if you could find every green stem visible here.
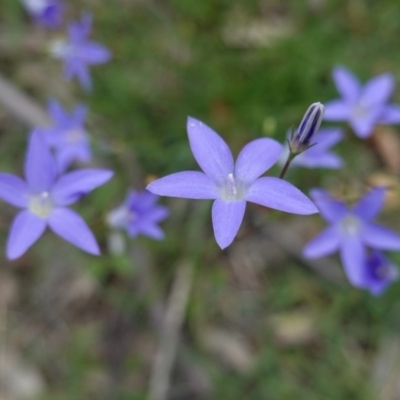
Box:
[279,153,295,179]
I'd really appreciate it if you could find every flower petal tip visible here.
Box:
[88,246,101,256]
[146,181,157,194]
[306,202,319,214]
[216,239,230,250]
[102,170,114,182]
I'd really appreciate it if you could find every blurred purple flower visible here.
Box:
[147,117,318,249]
[324,66,400,138]
[50,12,111,90]
[280,128,344,169]
[361,250,398,296]
[107,189,169,240]
[22,0,64,28]
[303,188,400,288]
[38,99,91,172]
[0,131,113,260]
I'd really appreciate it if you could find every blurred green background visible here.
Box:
[1,0,400,399]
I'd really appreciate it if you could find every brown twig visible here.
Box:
[147,260,194,400]
[0,73,49,127]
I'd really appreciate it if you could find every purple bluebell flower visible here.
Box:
[38,99,91,172]
[289,102,325,154]
[22,0,64,28]
[49,12,111,90]
[361,250,398,296]
[324,66,400,138]
[107,189,169,240]
[0,131,113,260]
[146,117,318,249]
[280,128,344,169]
[303,188,400,288]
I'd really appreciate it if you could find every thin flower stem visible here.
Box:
[279,153,295,179]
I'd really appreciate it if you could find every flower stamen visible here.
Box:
[29,191,54,218]
[228,173,237,197]
[341,214,360,236]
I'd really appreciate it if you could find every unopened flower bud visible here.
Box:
[290,102,325,153]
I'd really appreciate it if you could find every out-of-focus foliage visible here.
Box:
[1,1,400,399]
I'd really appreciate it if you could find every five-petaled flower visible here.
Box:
[107,189,169,240]
[324,66,400,138]
[22,0,64,28]
[49,12,111,90]
[303,188,400,288]
[280,128,344,170]
[0,131,113,260]
[147,117,318,249]
[38,99,91,172]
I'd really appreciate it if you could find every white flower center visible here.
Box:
[219,173,247,201]
[49,39,73,59]
[66,128,86,143]
[106,205,136,229]
[23,0,48,13]
[340,214,360,236]
[352,100,369,119]
[29,191,54,218]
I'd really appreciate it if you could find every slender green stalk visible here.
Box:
[279,153,296,179]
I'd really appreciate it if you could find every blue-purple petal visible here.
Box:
[32,2,64,28]
[289,128,343,169]
[48,208,100,255]
[72,104,87,125]
[186,117,234,184]
[362,223,400,250]
[77,42,112,64]
[6,210,47,260]
[361,250,398,296]
[332,66,361,102]
[246,178,318,215]
[340,235,365,287]
[235,138,282,184]
[353,187,385,221]
[25,130,57,192]
[39,3,64,28]
[131,224,165,240]
[55,143,92,172]
[52,169,113,206]
[126,189,158,210]
[0,173,29,208]
[211,199,246,249]
[69,12,92,42]
[350,109,381,138]
[379,104,400,124]
[73,61,92,91]
[323,100,351,121]
[55,150,77,173]
[146,206,170,222]
[309,189,347,222]
[303,225,341,259]
[309,129,344,152]
[295,153,343,169]
[47,98,68,125]
[361,73,395,106]
[146,171,218,199]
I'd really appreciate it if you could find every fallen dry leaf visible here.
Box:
[366,172,400,210]
[370,126,400,174]
[201,327,256,373]
[269,309,318,346]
